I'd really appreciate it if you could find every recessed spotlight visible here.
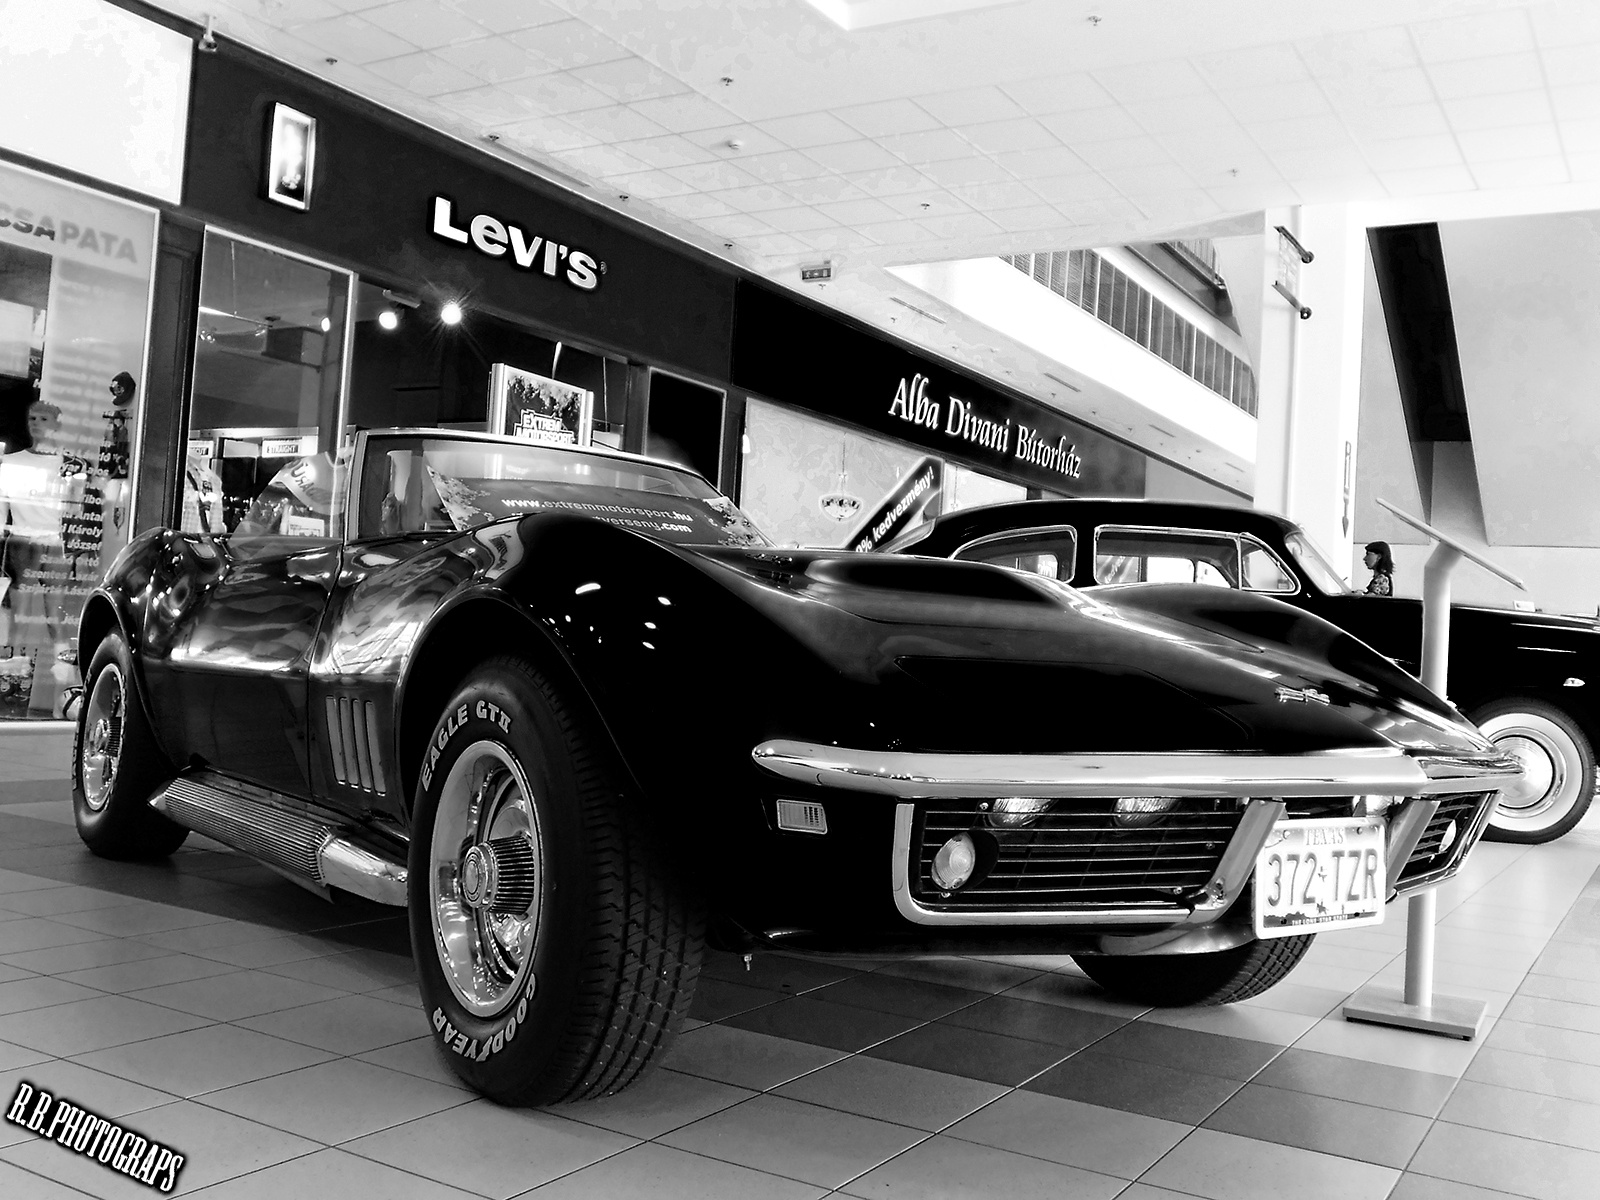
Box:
[440,301,463,326]
[378,310,399,331]
[319,317,330,333]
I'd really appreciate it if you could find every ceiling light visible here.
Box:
[319,317,330,333]
[378,310,399,331]
[440,301,463,326]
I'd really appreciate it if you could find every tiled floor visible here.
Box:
[0,726,1598,1199]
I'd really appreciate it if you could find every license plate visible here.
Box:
[1253,818,1385,939]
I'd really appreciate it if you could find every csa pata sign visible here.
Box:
[888,374,1083,481]
[431,196,602,291]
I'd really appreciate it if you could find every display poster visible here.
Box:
[487,364,592,447]
[0,161,155,717]
[847,457,944,553]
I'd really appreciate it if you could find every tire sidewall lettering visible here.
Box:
[421,698,514,790]
[433,963,539,1062]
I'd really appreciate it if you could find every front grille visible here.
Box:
[1399,792,1490,882]
[912,800,1242,912]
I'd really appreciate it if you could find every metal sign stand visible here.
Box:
[1343,499,1527,1039]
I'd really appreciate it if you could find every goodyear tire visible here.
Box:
[1073,934,1313,1007]
[72,632,187,860]
[1473,699,1596,845]
[408,656,703,1105]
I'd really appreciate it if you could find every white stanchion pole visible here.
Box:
[1400,542,1458,1013]
[1343,508,1522,1039]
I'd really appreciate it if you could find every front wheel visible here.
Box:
[72,632,187,860]
[1473,699,1596,845]
[408,656,702,1105]
[1073,934,1313,1007]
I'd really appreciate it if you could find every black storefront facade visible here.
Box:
[134,19,1220,565]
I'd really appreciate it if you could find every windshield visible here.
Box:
[357,436,769,548]
[1284,529,1353,595]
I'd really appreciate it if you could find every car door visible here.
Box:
[142,528,341,798]
[1301,593,1425,675]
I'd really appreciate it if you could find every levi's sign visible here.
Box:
[888,374,1083,481]
[430,195,602,291]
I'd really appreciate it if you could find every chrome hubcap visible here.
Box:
[80,665,125,813]
[1497,734,1559,813]
[429,740,543,1018]
[1479,712,1582,832]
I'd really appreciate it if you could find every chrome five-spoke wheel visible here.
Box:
[429,740,544,1018]
[79,663,126,814]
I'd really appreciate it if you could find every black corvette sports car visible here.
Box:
[73,430,1521,1104]
[889,498,1595,844]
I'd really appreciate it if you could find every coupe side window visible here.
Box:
[1094,528,1239,588]
[1242,543,1297,594]
[954,528,1077,582]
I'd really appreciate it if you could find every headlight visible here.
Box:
[987,797,1054,829]
[1114,796,1180,827]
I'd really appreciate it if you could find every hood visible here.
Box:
[686,547,1492,758]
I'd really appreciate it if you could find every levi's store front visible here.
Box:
[730,283,1150,550]
[162,39,738,554]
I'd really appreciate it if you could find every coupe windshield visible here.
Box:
[1284,529,1353,595]
[358,436,769,548]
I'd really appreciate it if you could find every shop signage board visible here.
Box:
[732,282,1146,498]
[0,0,191,202]
[264,104,317,211]
[183,46,736,381]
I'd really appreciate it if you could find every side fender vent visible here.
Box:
[326,697,389,795]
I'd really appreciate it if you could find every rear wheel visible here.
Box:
[72,633,187,860]
[408,656,702,1104]
[1073,935,1313,1007]
[1473,699,1595,845]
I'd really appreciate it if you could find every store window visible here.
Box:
[0,161,157,719]
[740,399,941,550]
[944,463,1026,514]
[182,232,351,542]
[345,281,628,449]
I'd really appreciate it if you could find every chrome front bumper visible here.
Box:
[752,740,1523,934]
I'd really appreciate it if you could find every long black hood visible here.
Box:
[685,546,1492,758]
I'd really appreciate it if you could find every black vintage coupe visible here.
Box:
[73,431,1520,1104]
[890,497,1593,844]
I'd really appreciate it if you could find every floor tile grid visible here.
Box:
[3,739,1600,1196]
[1387,844,1600,1200]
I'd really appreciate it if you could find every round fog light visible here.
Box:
[1438,820,1459,854]
[1114,796,1180,827]
[931,833,977,891]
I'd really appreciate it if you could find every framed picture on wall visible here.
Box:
[487,364,592,447]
